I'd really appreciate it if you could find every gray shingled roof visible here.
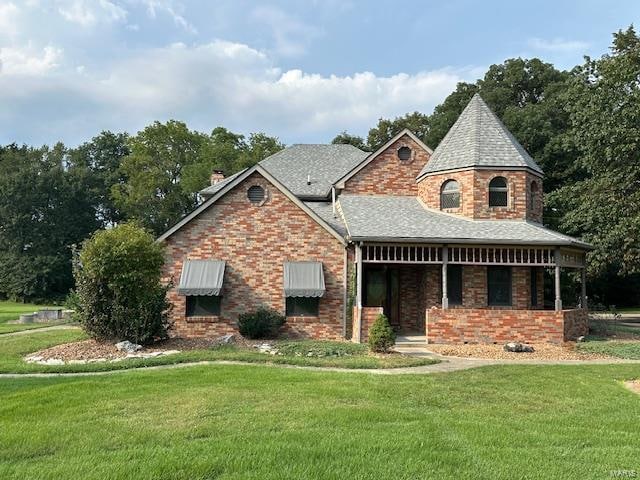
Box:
[200,168,247,197]
[304,201,348,237]
[338,195,589,248]
[260,144,369,198]
[418,94,543,178]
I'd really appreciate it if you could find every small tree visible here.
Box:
[73,224,171,344]
[368,314,396,353]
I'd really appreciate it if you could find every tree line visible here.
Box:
[1,26,639,305]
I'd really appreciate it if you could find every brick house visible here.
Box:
[158,94,590,344]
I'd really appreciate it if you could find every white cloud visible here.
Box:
[0,2,20,38]
[0,44,63,75]
[251,6,322,57]
[140,0,196,34]
[0,39,471,145]
[57,0,127,27]
[527,37,589,53]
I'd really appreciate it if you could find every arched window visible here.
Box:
[440,180,460,209]
[488,177,508,207]
[529,181,539,210]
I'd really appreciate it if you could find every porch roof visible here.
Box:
[338,195,591,249]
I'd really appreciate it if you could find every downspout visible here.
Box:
[332,186,337,217]
[342,247,348,338]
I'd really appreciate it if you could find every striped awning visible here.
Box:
[177,260,225,296]
[283,261,325,298]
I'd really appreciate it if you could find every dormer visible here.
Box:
[416,94,543,222]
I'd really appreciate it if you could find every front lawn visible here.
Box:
[0,329,437,374]
[1,362,639,479]
[0,301,66,334]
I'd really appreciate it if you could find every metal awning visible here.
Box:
[178,260,225,296]
[283,261,325,297]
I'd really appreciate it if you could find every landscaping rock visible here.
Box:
[504,342,535,353]
[215,334,235,345]
[254,343,278,355]
[115,341,142,353]
[43,358,64,365]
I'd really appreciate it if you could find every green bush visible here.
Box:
[368,314,396,353]
[73,224,171,345]
[237,307,285,339]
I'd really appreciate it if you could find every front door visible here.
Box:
[364,266,400,328]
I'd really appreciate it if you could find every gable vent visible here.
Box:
[247,185,266,204]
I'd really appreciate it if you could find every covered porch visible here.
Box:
[351,243,589,344]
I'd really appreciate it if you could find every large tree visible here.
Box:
[549,26,640,277]
[331,131,368,151]
[0,143,99,300]
[67,131,130,227]
[366,111,431,151]
[112,121,208,235]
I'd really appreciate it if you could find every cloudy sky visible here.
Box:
[1,0,638,146]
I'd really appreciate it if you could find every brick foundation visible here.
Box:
[426,307,588,344]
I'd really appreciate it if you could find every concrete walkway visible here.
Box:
[2,355,640,379]
[0,324,78,336]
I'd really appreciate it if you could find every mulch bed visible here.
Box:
[426,342,612,361]
[28,336,257,362]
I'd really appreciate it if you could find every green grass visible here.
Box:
[577,340,640,359]
[1,362,640,479]
[0,329,437,374]
[0,300,65,334]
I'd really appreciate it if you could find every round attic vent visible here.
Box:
[247,185,266,204]
[398,146,412,161]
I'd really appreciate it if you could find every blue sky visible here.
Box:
[0,0,638,147]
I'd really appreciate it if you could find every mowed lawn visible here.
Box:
[1,362,640,479]
[0,301,62,334]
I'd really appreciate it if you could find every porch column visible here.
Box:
[355,242,363,342]
[554,247,562,311]
[580,267,588,309]
[442,245,449,309]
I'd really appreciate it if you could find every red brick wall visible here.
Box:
[360,307,384,343]
[417,169,543,221]
[162,171,346,339]
[426,307,587,344]
[342,134,431,195]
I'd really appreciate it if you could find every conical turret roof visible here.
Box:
[418,94,543,178]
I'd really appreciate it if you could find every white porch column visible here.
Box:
[580,267,588,309]
[355,243,363,342]
[554,247,562,311]
[442,245,449,309]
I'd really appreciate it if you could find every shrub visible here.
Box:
[238,307,285,339]
[73,224,171,345]
[368,314,396,353]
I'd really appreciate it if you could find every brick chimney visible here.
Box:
[210,170,225,185]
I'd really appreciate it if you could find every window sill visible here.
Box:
[185,316,221,323]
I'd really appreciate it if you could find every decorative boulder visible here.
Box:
[504,342,535,353]
[115,340,143,353]
[215,334,235,345]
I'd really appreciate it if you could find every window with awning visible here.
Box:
[177,260,226,296]
[283,262,325,298]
